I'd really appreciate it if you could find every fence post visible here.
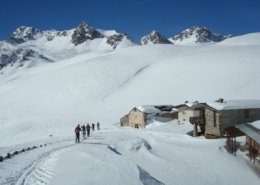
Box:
[7,153,11,158]
[22,149,25,152]
[28,147,30,150]
[45,144,46,146]
[40,145,42,147]
[34,146,36,149]
[14,151,18,155]
[0,156,3,162]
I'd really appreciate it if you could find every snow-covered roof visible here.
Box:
[249,120,260,130]
[207,99,260,111]
[135,105,174,114]
[236,122,260,144]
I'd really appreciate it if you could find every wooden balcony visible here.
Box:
[189,117,205,125]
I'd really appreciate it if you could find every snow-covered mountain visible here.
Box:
[0,22,260,184]
[169,26,233,44]
[139,31,173,45]
[0,41,52,70]
[6,21,135,49]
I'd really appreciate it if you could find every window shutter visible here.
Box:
[244,110,249,118]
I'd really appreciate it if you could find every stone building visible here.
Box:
[120,105,175,129]
[187,99,260,138]
[177,101,199,121]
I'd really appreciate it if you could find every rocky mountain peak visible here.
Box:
[106,32,133,49]
[71,22,103,46]
[139,30,173,45]
[6,26,43,44]
[170,26,233,43]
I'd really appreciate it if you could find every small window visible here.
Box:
[244,110,249,118]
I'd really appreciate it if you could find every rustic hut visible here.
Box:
[187,99,260,138]
[120,105,175,129]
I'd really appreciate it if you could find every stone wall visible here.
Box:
[128,109,146,129]
[218,109,260,136]
[120,115,129,126]
[205,108,220,136]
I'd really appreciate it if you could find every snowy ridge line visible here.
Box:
[0,143,51,162]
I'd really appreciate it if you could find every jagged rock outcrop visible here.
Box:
[0,42,52,70]
[6,26,68,44]
[6,26,43,44]
[71,21,102,46]
[5,21,133,49]
[139,31,173,45]
[106,33,133,49]
[169,26,233,43]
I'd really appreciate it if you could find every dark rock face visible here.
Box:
[71,21,102,46]
[170,26,233,43]
[106,33,133,49]
[139,31,173,45]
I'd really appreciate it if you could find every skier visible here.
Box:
[75,124,81,143]
[86,123,91,137]
[97,122,100,130]
[81,125,86,139]
[92,123,95,131]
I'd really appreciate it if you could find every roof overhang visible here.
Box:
[186,103,219,112]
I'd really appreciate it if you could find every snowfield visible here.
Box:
[0,32,260,184]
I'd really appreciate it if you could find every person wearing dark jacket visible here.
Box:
[92,123,95,131]
[86,123,91,137]
[75,124,81,143]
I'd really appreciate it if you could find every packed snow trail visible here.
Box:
[1,122,259,185]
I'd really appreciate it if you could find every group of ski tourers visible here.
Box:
[74,122,100,143]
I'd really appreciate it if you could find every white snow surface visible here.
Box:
[249,120,260,129]
[207,99,260,110]
[216,32,260,46]
[1,32,260,184]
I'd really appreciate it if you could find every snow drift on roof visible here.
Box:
[136,105,174,114]
[249,120,260,130]
[207,99,260,110]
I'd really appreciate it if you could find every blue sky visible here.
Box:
[1,0,259,43]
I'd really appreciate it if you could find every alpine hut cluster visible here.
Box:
[120,99,260,139]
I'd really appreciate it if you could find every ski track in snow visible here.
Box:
[2,144,74,185]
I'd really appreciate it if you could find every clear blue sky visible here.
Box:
[1,0,259,43]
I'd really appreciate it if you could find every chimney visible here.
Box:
[218,98,224,103]
[185,101,189,104]
[194,101,199,105]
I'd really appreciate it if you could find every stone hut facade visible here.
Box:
[187,99,260,138]
[120,115,129,127]
[120,105,175,129]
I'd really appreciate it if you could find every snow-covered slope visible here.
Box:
[0,31,260,184]
[216,32,260,46]
[139,30,173,45]
[169,26,233,44]
[0,41,52,71]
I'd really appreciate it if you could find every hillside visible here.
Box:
[0,32,260,184]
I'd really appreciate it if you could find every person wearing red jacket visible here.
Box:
[75,124,81,143]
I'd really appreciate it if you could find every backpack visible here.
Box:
[82,125,86,131]
[75,126,79,132]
